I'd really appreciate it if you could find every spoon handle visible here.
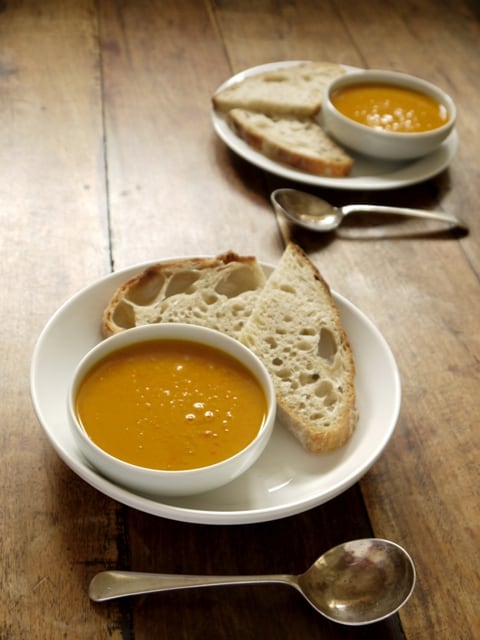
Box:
[342,204,467,230]
[89,570,293,602]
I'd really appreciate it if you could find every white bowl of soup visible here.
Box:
[321,69,456,160]
[68,323,276,496]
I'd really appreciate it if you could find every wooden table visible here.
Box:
[2,1,479,638]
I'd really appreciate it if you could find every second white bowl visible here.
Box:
[322,69,456,160]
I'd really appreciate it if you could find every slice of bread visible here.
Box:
[239,243,357,453]
[102,252,266,338]
[213,62,345,119]
[228,108,353,177]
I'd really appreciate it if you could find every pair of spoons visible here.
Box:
[89,538,415,626]
[271,187,468,233]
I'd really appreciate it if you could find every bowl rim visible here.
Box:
[68,322,277,478]
[325,68,456,140]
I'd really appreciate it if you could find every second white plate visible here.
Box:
[212,61,458,190]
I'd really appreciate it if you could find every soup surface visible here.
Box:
[331,83,449,133]
[76,339,267,470]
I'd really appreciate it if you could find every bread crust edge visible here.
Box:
[102,252,259,337]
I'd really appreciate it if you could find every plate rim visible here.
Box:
[211,60,458,191]
[30,257,401,525]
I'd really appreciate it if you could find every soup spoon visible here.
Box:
[89,538,415,626]
[271,187,468,232]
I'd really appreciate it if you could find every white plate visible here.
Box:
[212,61,458,191]
[31,259,401,525]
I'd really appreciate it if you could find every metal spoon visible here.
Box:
[89,538,415,626]
[271,187,468,232]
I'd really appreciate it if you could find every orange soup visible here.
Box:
[75,339,267,470]
[331,83,449,133]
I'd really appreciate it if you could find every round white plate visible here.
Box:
[31,259,401,525]
[212,61,458,191]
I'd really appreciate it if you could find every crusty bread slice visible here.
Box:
[239,243,357,453]
[213,62,345,119]
[228,108,353,177]
[102,252,266,338]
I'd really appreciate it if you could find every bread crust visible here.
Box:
[102,252,265,338]
[228,109,353,177]
[213,61,346,118]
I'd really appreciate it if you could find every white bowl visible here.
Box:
[322,69,456,160]
[68,323,276,497]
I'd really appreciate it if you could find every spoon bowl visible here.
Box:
[89,538,415,626]
[296,538,415,625]
[271,187,468,233]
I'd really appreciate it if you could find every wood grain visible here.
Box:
[98,0,282,267]
[1,0,479,638]
[0,1,121,638]
[123,486,404,640]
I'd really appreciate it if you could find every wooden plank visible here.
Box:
[99,0,283,268]
[0,2,123,638]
